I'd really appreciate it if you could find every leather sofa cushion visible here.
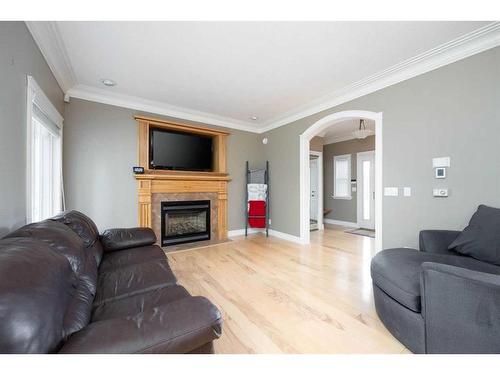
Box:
[99,245,166,272]
[92,285,190,321]
[449,205,500,265]
[5,220,86,275]
[371,248,500,312]
[94,259,177,305]
[51,210,103,265]
[0,238,76,353]
[100,228,157,252]
[4,220,98,337]
[59,296,222,354]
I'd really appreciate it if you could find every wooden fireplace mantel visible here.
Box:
[134,116,230,241]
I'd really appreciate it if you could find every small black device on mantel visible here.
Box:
[132,166,145,174]
[149,127,213,172]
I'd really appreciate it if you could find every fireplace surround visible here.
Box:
[161,200,211,246]
[134,115,230,247]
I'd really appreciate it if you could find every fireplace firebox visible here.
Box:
[161,200,211,246]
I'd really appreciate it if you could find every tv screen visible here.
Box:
[149,128,213,171]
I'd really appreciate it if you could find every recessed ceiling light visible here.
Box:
[100,78,117,87]
[250,116,258,121]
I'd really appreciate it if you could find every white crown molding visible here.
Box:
[25,21,77,93]
[260,22,500,133]
[66,84,260,133]
[27,21,500,134]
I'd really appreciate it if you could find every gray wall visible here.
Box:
[323,136,375,223]
[263,46,500,248]
[0,22,64,237]
[63,98,264,231]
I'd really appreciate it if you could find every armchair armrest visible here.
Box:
[421,262,500,353]
[100,227,156,252]
[419,230,461,255]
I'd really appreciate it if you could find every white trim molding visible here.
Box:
[228,228,264,237]
[66,84,259,133]
[228,228,305,245]
[260,22,500,133]
[26,75,64,224]
[323,219,358,228]
[27,22,500,134]
[300,110,383,251]
[309,150,324,232]
[25,22,77,93]
[268,229,305,245]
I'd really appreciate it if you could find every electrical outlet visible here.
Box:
[433,188,449,197]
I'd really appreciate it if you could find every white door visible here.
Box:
[310,157,319,230]
[357,151,375,230]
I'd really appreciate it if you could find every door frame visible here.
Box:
[299,110,382,251]
[356,150,375,230]
[309,151,323,231]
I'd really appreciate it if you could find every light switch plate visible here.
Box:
[403,187,411,197]
[384,187,399,196]
[432,157,450,168]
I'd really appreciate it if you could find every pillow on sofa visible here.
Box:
[448,205,500,265]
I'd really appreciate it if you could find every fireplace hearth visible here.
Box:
[161,200,211,246]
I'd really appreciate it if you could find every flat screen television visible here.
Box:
[149,128,213,171]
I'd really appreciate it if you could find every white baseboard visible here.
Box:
[228,228,304,245]
[323,219,358,228]
[228,228,264,237]
[268,229,305,244]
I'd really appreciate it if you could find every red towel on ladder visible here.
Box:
[248,200,266,228]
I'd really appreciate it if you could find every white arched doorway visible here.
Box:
[299,110,383,251]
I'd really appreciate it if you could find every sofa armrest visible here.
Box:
[420,262,500,353]
[100,227,157,252]
[59,296,222,354]
[419,230,461,255]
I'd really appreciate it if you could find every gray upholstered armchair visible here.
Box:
[371,213,500,354]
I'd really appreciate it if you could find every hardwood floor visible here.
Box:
[167,225,409,354]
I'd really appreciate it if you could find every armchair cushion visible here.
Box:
[448,205,500,265]
[100,228,157,252]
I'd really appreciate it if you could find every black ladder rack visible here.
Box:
[245,160,269,237]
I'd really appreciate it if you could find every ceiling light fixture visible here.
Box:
[100,78,117,87]
[352,119,373,139]
[250,116,258,121]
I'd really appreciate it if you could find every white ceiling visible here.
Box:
[320,118,375,144]
[28,21,500,133]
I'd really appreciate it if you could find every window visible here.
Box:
[27,76,64,223]
[333,154,351,199]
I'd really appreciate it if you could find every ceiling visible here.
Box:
[27,21,500,133]
[320,118,375,144]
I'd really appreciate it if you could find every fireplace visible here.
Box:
[161,200,211,246]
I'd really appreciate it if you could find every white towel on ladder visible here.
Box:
[247,183,267,201]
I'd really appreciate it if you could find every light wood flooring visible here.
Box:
[167,225,409,354]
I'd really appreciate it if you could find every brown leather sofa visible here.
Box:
[0,210,222,353]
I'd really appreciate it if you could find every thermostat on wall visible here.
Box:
[435,167,446,179]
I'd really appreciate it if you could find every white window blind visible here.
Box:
[27,76,64,223]
[333,154,351,199]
